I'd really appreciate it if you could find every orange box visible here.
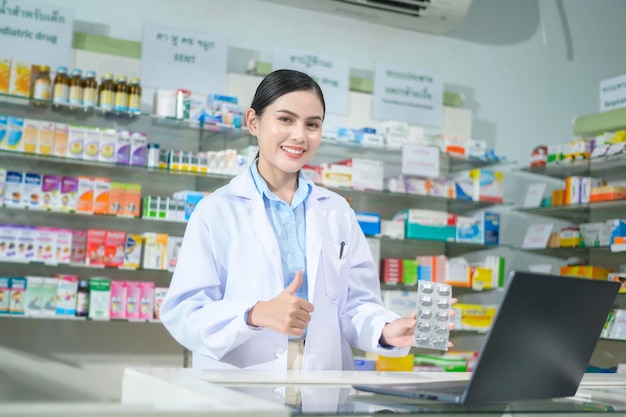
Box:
[22,119,39,154]
[92,177,111,215]
[376,354,415,372]
[53,123,69,157]
[551,189,565,206]
[560,265,613,280]
[37,121,55,155]
[9,61,31,97]
[86,229,107,266]
[0,58,10,94]
[590,185,626,202]
[76,176,94,213]
[123,183,141,217]
[104,230,125,267]
[108,182,126,215]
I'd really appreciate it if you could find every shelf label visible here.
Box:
[600,74,626,112]
[372,62,443,128]
[522,223,553,249]
[401,144,440,178]
[521,182,547,208]
[273,46,350,116]
[141,22,227,94]
[0,0,74,72]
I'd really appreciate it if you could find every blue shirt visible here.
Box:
[250,161,313,301]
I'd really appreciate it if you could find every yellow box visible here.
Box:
[454,303,497,331]
[376,354,414,372]
[471,267,493,290]
[0,58,10,94]
[9,61,31,97]
[560,265,613,280]
[22,119,39,154]
[37,121,55,155]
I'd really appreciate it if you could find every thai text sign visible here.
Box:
[141,22,227,94]
[273,46,349,115]
[373,63,443,128]
[0,0,74,71]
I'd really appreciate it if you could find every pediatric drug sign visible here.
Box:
[0,0,74,71]
[141,22,227,94]
[273,46,350,116]
[372,63,443,128]
[600,74,626,112]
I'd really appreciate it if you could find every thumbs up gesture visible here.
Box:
[247,270,315,336]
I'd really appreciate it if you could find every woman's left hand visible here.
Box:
[381,298,457,348]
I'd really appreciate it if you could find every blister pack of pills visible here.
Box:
[413,281,452,351]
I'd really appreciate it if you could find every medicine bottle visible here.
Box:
[52,66,69,105]
[75,279,89,317]
[82,70,98,108]
[98,73,114,111]
[127,77,142,114]
[68,68,83,106]
[33,65,52,101]
[113,75,129,113]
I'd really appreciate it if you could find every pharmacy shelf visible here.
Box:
[0,314,162,324]
[0,259,172,282]
[599,337,626,343]
[0,206,187,236]
[518,155,626,181]
[515,200,626,222]
[518,246,614,260]
[376,236,501,255]
[380,283,502,295]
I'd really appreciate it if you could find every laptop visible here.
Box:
[353,271,620,404]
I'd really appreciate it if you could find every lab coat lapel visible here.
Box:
[228,172,283,281]
[306,188,328,304]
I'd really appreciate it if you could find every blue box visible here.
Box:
[355,212,381,236]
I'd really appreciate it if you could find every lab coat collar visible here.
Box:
[227,171,332,302]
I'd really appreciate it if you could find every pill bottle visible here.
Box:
[82,70,98,108]
[127,77,142,114]
[98,73,114,111]
[113,75,129,113]
[68,68,83,106]
[52,66,69,105]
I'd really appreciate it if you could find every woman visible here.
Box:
[161,69,444,370]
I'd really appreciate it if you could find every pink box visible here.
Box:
[138,281,155,320]
[71,230,86,264]
[109,280,127,319]
[86,229,107,266]
[125,281,141,319]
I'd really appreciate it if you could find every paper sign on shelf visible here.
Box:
[600,74,626,112]
[140,22,228,94]
[401,144,440,178]
[522,223,554,249]
[528,264,553,274]
[372,62,443,128]
[521,182,548,208]
[273,46,349,116]
[0,0,74,71]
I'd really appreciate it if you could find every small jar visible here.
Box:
[146,143,160,168]
[33,65,52,101]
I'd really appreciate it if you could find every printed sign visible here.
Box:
[141,22,227,94]
[600,74,626,112]
[0,0,74,71]
[273,46,349,116]
[372,62,443,128]
[401,144,440,178]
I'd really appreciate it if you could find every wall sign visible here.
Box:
[372,63,443,128]
[0,0,74,71]
[600,74,626,112]
[401,144,440,178]
[273,46,350,116]
[141,22,227,94]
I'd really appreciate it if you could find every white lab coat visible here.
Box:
[160,169,410,370]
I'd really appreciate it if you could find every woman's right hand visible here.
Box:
[247,270,314,337]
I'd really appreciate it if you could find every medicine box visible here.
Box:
[395,209,456,242]
[355,212,381,236]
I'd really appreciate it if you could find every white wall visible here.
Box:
[35,0,626,164]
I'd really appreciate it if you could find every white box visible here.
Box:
[352,158,384,191]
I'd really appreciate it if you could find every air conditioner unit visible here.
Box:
[257,0,473,35]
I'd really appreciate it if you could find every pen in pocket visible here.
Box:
[339,241,345,259]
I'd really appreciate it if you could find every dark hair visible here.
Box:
[250,69,326,120]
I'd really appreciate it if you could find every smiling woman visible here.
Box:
[159,68,456,372]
